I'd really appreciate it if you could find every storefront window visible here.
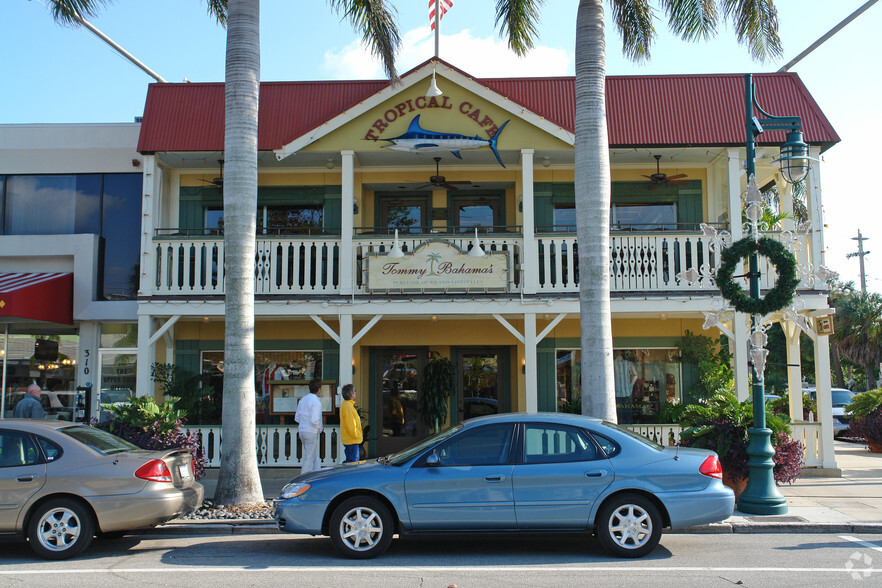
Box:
[200,350,323,425]
[612,203,677,230]
[556,348,681,424]
[1,334,79,420]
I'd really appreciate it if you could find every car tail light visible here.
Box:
[135,459,173,482]
[699,455,723,479]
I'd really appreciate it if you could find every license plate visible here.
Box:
[178,464,191,480]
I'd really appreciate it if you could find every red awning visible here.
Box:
[0,273,74,325]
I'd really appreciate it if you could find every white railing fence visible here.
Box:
[622,422,823,469]
[187,424,345,468]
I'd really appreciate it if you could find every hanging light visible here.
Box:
[425,69,443,97]
[776,130,810,184]
[468,228,485,257]
[388,229,405,258]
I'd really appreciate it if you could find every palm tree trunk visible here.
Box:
[831,345,846,388]
[214,0,264,506]
[575,0,616,422]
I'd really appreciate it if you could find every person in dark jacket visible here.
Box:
[13,383,45,419]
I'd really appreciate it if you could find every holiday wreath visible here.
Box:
[716,236,799,315]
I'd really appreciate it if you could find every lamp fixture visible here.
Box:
[353,197,359,215]
[388,229,405,258]
[326,158,335,170]
[776,130,810,184]
[542,157,551,167]
[425,68,443,97]
[468,228,485,257]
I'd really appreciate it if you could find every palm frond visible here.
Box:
[661,0,717,42]
[329,0,401,82]
[494,0,545,57]
[720,0,783,62]
[610,0,656,62]
[205,0,228,27]
[48,0,107,26]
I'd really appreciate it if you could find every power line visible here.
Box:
[846,229,871,294]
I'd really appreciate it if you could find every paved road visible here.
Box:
[1,532,881,586]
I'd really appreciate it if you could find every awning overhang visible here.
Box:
[0,273,74,325]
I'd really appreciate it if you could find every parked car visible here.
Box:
[0,420,203,559]
[273,413,734,559]
[4,390,77,421]
[804,387,856,437]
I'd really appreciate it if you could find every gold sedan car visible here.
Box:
[0,420,203,559]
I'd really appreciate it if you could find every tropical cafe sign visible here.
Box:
[367,240,509,292]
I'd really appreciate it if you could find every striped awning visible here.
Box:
[0,273,74,325]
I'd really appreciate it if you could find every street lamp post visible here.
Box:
[737,74,810,515]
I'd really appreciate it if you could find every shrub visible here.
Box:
[99,395,207,479]
[678,392,804,485]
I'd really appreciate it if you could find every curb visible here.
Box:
[145,519,882,536]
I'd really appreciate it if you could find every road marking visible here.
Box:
[841,535,882,553]
[0,566,880,575]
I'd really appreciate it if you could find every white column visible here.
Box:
[338,313,353,390]
[732,314,750,401]
[805,146,825,274]
[813,332,837,469]
[777,178,795,232]
[136,313,155,397]
[520,149,538,294]
[524,312,538,413]
[340,150,355,295]
[77,322,101,418]
[726,149,744,241]
[139,155,158,296]
[782,321,803,421]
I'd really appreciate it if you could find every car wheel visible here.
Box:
[596,493,662,558]
[329,496,394,559]
[27,498,94,560]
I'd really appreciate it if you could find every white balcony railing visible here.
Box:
[187,424,345,468]
[147,231,814,297]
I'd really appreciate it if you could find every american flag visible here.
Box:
[429,0,454,31]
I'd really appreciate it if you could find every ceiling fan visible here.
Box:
[199,159,224,192]
[644,155,689,188]
[415,157,472,190]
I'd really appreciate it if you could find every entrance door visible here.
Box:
[374,349,425,457]
[455,348,510,423]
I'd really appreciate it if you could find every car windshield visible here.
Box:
[385,424,465,466]
[832,390,855,407]
[599,421,664,450]
[60,425,139,455]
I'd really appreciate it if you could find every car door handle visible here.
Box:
[585,470,608,478]
[17,475,36,482]
[484,475,506,482]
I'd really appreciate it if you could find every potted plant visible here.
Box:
[846,389,882,453]
[420,353,455,434]
[678,392,804,497]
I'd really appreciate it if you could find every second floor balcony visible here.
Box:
[145,224,816,299]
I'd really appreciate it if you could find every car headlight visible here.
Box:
[278,483,311,500]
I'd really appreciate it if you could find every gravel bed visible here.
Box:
[179,499,275,521]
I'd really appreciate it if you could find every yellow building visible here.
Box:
[132,60,841,468]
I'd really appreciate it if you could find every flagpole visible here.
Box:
[434,0,440,58]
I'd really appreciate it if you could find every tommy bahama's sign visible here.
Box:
[367,240,509,292]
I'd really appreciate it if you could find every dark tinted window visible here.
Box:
[434,424,513,466]
[60,425,138,455]
[36,436,63,462]
[101,174,142,299]
[0,430,40,467]
[587,431,621,458]
[523,423,596,464]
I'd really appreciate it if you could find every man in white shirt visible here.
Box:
[295,378,324,474]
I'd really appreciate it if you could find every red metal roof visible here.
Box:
[137,66,839,154]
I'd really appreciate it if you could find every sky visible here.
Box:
[2,0,880,292]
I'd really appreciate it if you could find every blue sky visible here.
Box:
[2,0,880,290]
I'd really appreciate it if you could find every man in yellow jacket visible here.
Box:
[340,384,363,463]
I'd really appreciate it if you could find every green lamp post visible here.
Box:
[737,74,810,515]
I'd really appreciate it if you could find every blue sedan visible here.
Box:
[273,413,734,558]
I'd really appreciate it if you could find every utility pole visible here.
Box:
[846,230,870,294]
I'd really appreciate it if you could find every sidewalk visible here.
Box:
[158,440,882,535]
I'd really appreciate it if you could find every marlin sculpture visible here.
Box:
[383,115,510,168]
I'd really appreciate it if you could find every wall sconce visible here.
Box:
[388,229,405,258]
[326,158,335,170]
[426,67,443,97]
[352,358,356,374]
[468,228,485,257]
[518,194,523,213]
[353,197,359,215]
[542,157,551,167]
[521,357,526,374]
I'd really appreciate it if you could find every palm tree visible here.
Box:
[494,0,783,420]
[213,0,401,506]
[427,252,442,275]
[833,289,882,390]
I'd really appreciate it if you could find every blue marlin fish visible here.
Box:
[384,115,510,168]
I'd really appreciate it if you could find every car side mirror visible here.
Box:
[425,452,440,467]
